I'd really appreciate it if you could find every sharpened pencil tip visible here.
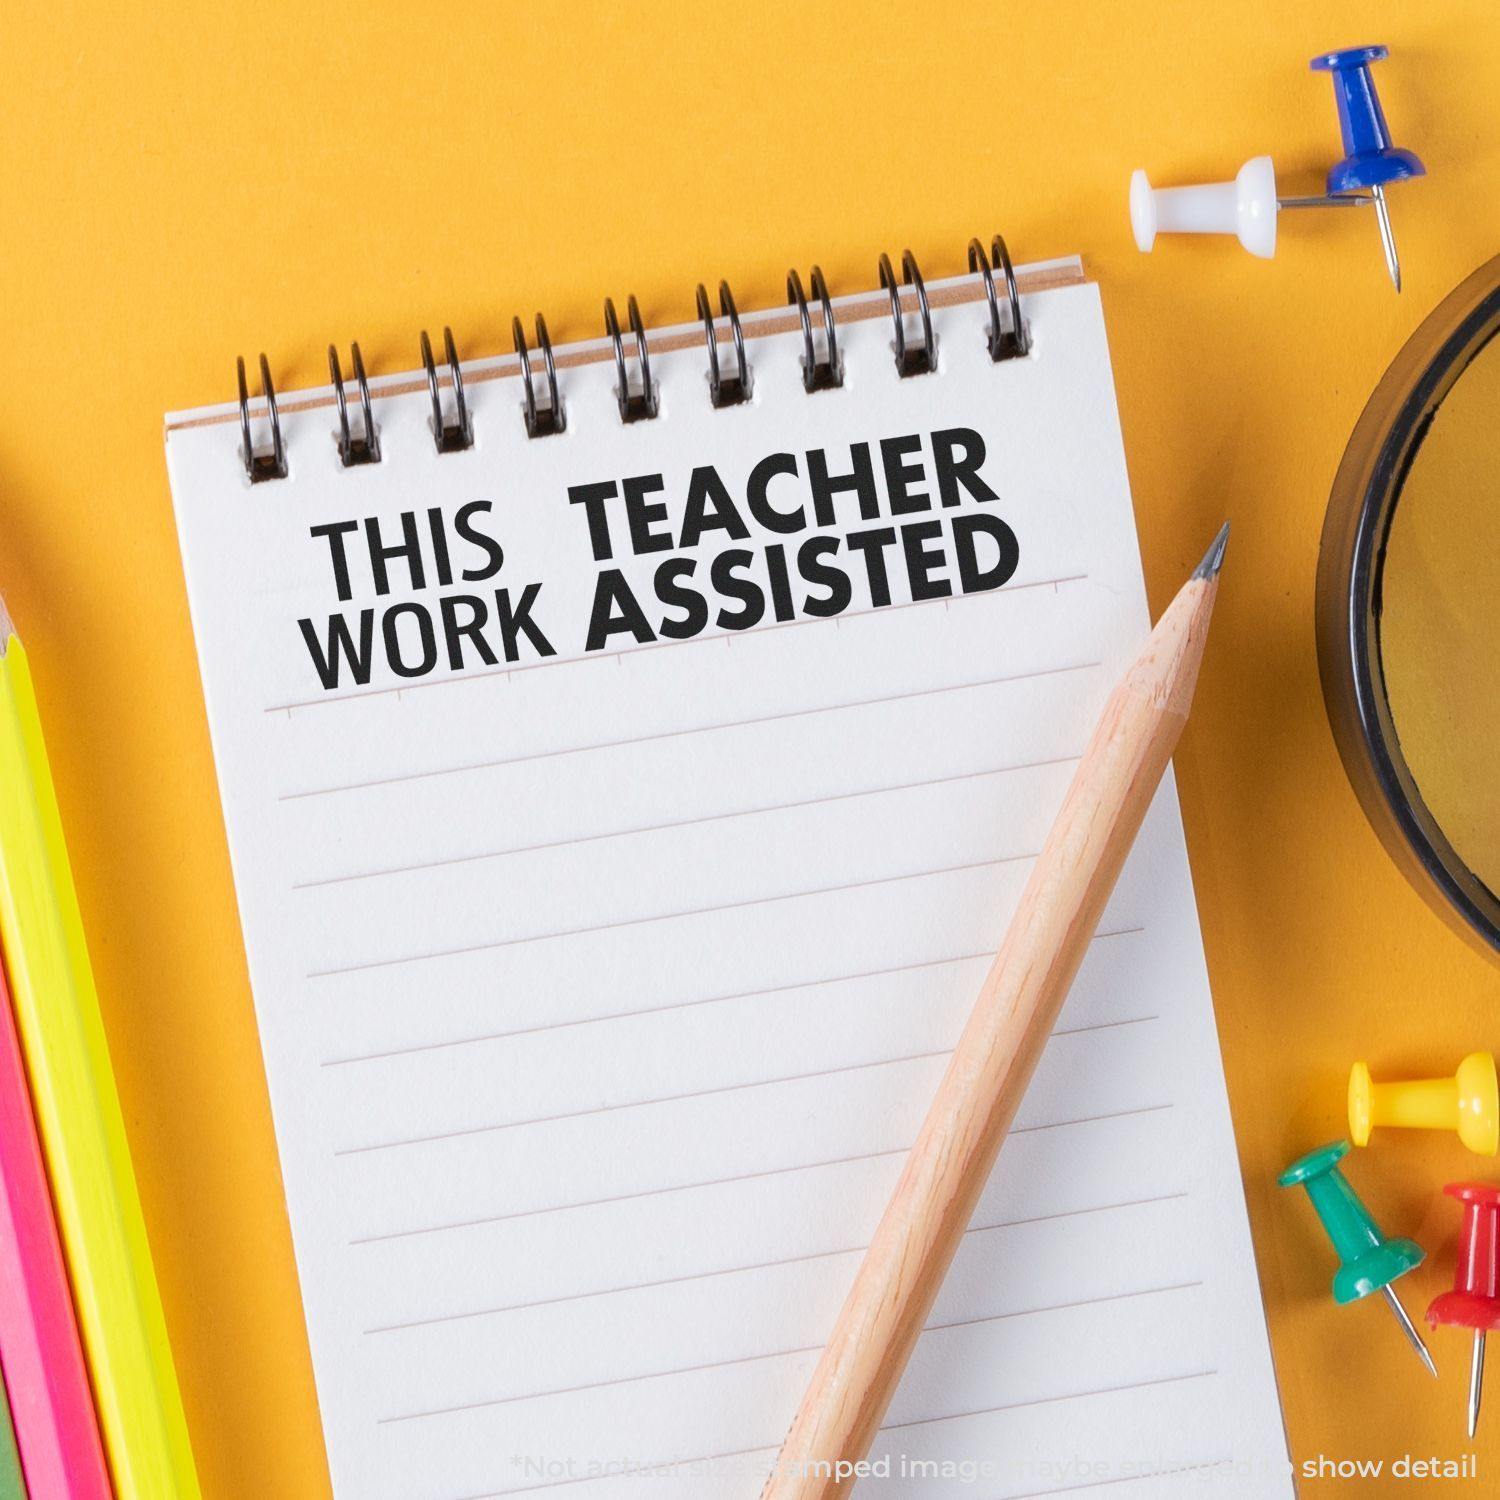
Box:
[1192,522,1230,580]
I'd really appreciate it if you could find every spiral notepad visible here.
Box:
[164,244,1291,1499]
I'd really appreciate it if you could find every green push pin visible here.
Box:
[1279,1140,1437,1376]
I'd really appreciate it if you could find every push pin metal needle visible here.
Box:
[1279,1140,1437,1377]
[1383,1283,1441,1380]
[1310,45,1426,292]
[1427,1184,1500,1437]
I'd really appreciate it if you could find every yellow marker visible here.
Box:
[0,598,200,1499]
[1349,1052,1499,1156]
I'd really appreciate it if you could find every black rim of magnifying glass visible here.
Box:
[1316,253,1500,959]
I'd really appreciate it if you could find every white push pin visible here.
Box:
[1130,156,1278,258]
[1130,155,1370,260]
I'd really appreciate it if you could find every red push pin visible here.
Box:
[1427,1183,1500,1436]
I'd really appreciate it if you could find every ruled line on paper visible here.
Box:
[262,571,1091,715]
[1053,1013,1158,1039]
[321,950,991,1065]
[292,754,1085,890]
[349,1144,911,1245]
[880,1368,1220,1435]
[363,1188,1190,1334]
[308,851,1040,979]
[280,659,1103,802]
[318,927,1147,1067]
[378,1283,1204,1425]
[335,1046,953,1156]
[334,1020,1164,1159]
[436,1368,1220,1499]
[347,1105,1175,1244]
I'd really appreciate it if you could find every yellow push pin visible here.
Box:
[1349,1053,1499,1156]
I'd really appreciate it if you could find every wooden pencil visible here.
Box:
[0,594,201,1499]
[761,525,1229,1500]
[0,952,112,1500]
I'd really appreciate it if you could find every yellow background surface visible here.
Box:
[2,2,1498,1494]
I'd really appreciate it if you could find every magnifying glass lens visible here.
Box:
[1380,335,1500,900]
[1318,258,1500,957]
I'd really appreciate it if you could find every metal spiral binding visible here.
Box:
[513,314,565,437]
[420,327,473,452]
[967,235,1029,360]
[328,343,381,465]
[787,267,841,392]
[236,354,287,482]
[696,280,752,407]
[604,295,657,422]
[232,231,1031,479]
[878,249,936,377]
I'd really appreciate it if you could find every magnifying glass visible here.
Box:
[1318,255,1500,956]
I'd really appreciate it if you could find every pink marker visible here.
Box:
[0,958,112,1498]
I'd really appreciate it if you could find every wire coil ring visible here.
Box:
[420,327,473,452]
[878,249,936,377]
[328,343,381,466]
[604,295,657,422]
[968,240,1001,356]
[787,266,842,392]
[237,353,287,482]
[696,280,752,407]
[514,314,566,437]
[968,235,1029,361]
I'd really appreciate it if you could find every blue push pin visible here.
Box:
[1311,45,1425,292]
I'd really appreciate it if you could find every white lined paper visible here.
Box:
[165,269,1290,1498]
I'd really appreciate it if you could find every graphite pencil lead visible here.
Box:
[1193,522,1230,581]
